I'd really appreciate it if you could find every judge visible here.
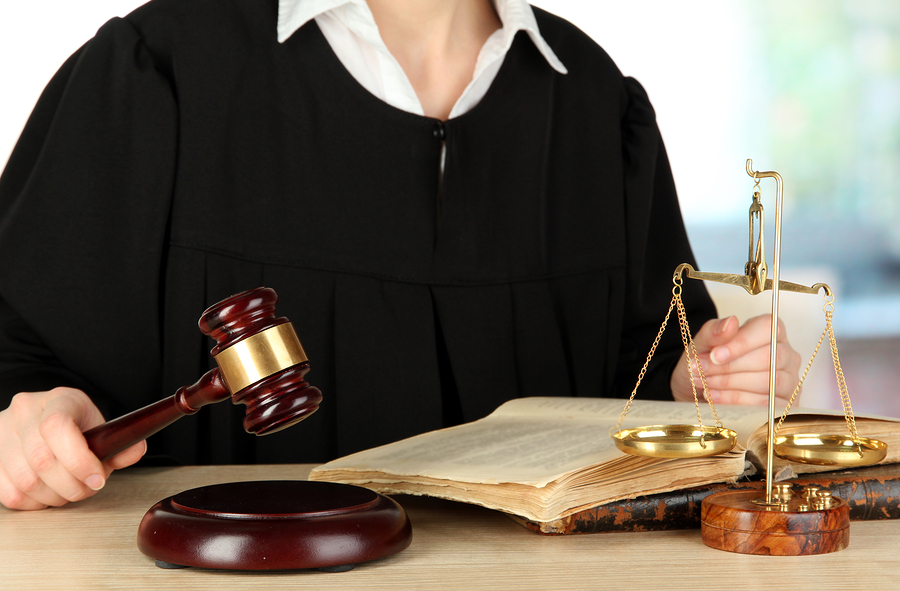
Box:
[0,0,800,510]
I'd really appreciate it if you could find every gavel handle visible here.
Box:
[83,368,231,462]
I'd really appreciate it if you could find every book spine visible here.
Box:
[522,465,900,535]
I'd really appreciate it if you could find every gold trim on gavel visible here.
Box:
[213,323,308,394]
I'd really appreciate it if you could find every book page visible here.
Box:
[311,397,900,520]
[488,396,761,425]
[313,414,624,486]
[312,397,755,487]
[508,397,775,450]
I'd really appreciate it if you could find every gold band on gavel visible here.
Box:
[213,323,308,394]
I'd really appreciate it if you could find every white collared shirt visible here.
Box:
[276,0,567,119]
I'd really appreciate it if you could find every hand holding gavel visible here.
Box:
[0,288,321,510]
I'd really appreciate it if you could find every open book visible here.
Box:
[309,397,900,524]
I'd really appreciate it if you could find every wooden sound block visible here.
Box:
[700,490,849,556]
[137,481,412,571]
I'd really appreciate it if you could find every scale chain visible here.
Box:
[616,273,723,433]
[775,293,862,454]
[616,285,678,431]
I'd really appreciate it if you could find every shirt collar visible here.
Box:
[276,0,567,75]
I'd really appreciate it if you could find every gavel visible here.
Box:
[83,287,322,462]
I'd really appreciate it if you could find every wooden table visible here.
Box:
[2,464,896,590]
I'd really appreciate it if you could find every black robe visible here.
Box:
[0,0,716,464]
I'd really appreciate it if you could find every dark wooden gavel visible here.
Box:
[83,287,322,461]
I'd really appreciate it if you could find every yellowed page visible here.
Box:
[311,397,754,487]
[310,397,900,520]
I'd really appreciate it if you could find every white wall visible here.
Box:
[0,2,152,166]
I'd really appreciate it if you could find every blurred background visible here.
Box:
[537,0,900,417]
[2,0,898,415]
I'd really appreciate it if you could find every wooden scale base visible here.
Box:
[137,480,412,571]
[700,490,849,556]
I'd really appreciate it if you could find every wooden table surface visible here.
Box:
[1,464,896,590]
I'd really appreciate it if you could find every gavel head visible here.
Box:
[198,287,322,435]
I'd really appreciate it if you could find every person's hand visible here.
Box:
[0,387,146,510]
[670,314,802,407]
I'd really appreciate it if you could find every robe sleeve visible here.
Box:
[611,77,718,400]
[0,17,178,416]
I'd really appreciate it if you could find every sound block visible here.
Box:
[137,480,412,570]
[700,490,849,556]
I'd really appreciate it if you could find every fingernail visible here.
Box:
[86,474,105,491]
[711,346,730,365]
[715,317,731,335]
[706,390,719,402]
